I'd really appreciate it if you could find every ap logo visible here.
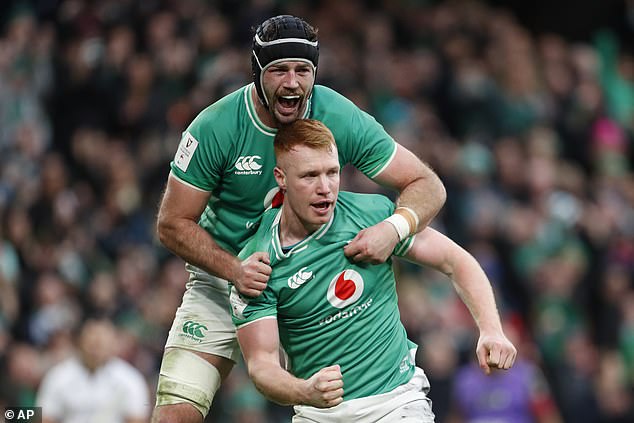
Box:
[326,269,364,308]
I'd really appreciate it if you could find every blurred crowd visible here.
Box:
[0,0,632,422]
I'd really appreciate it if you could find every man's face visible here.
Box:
[262,61,315,125]
[78,321,117,371]
[275,144,340,230]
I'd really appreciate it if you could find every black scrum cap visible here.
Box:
[252,15,319,106]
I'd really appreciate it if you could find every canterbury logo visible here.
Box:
[182,320,208,338]
[235,155,262,171]
[288,267,313,289]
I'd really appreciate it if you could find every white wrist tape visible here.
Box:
[384,213,410,242]
[396,206,419,231]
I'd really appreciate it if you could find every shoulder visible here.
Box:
[335,192,394,226]
[40,357,82,385]
[338,191,393,212]
[250,207,278,241]
[310,85,390,160]
[312,84,347,100]
[312,85,356,110]
[251,207,279,239]
[187,85,248,136]
[238,208,278,259]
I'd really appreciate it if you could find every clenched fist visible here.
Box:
[234,252,272,297]
[302,364,344,408]
[476,333,517,375]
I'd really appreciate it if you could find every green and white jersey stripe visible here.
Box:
[231,192,416,400]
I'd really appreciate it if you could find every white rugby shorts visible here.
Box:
[293,367,435,422]
[163,264,240,362]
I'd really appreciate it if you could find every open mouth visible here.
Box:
[311,200,332,215]
[277,95,301,113]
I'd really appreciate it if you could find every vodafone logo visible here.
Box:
[327,269,364,309]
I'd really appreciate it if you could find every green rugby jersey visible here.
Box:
[230,192,417,400]
[170,84,397,255]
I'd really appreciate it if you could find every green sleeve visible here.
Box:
[313,86,397,179]
[169,108,230,192]
[394,235,415,257]
[229,283,278,327]
[347,106,398,178]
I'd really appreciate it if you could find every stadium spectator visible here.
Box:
[36,318,150,423]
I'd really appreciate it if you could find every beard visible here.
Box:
[266,87,312,126]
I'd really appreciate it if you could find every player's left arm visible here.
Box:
[344,143,446,264]
[404,227,517,375]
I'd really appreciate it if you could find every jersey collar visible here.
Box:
[270,206,334,261]
[243,83,312,137]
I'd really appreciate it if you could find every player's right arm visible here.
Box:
[157,174,271,297]
[236,317,344,408]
